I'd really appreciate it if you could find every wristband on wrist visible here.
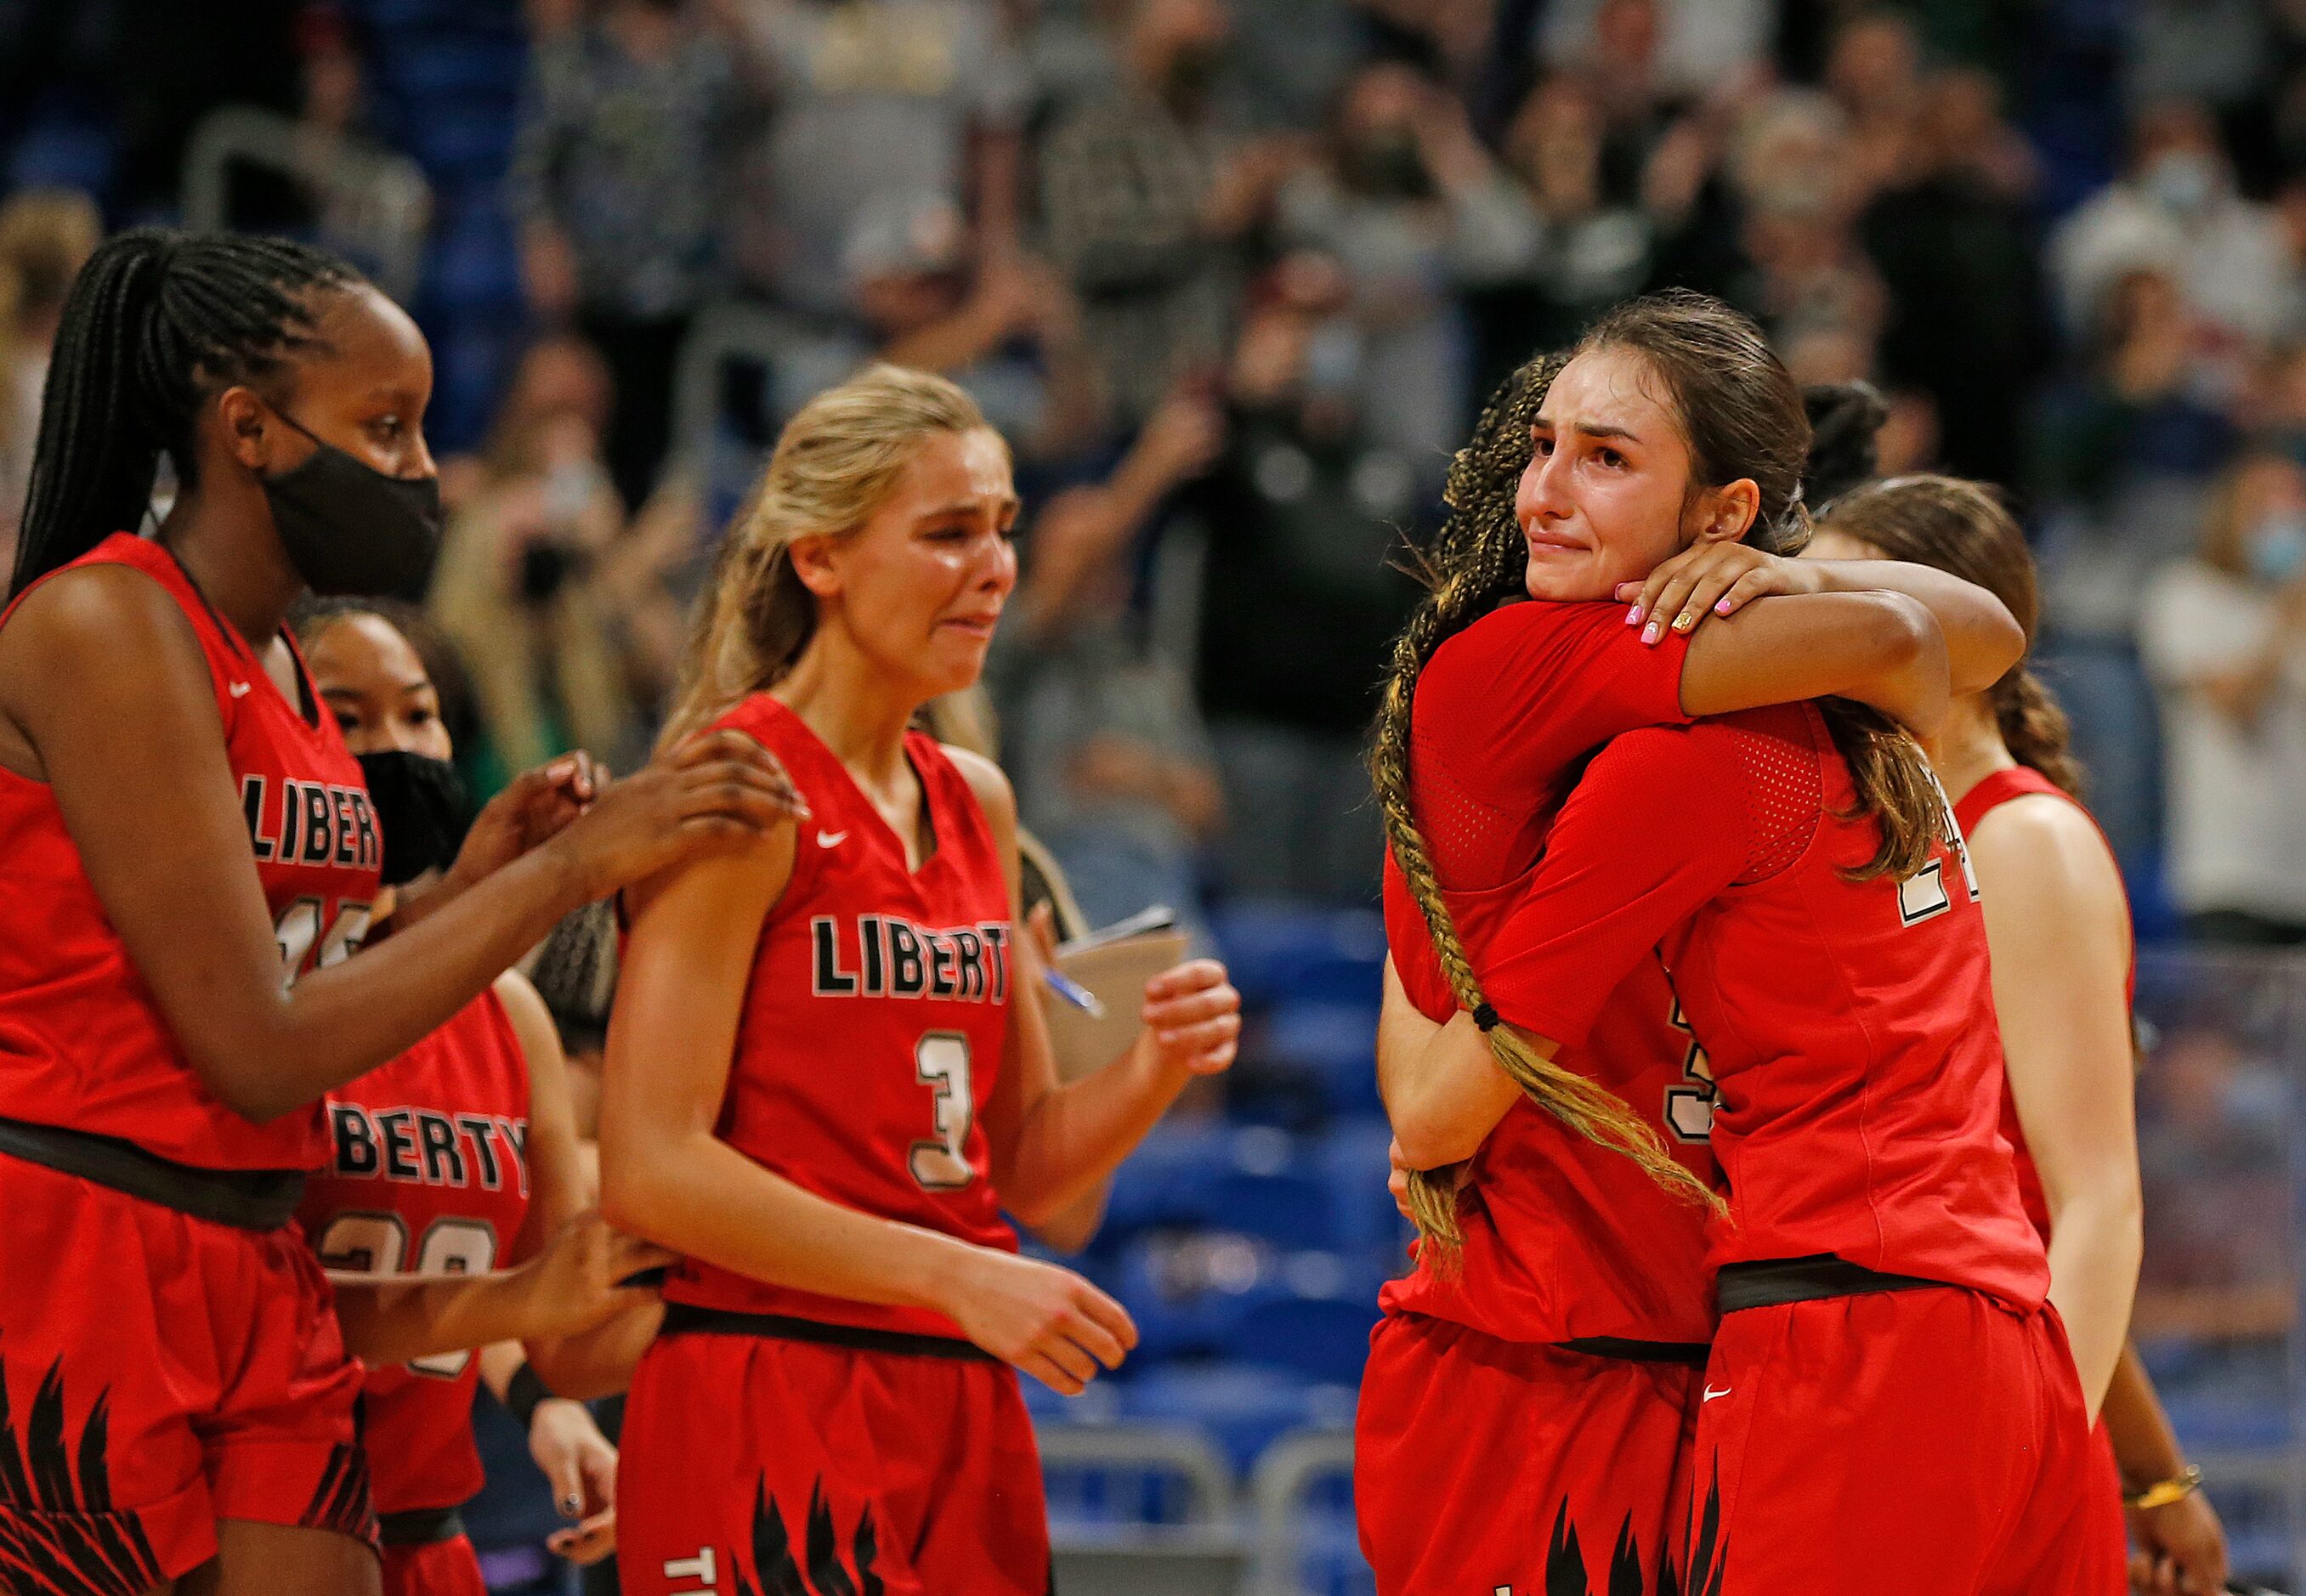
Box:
[2125,1464,2203,1511]
[503,1362,553,1429]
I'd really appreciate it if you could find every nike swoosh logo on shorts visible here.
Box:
[1703,1385,1732,1402]
[817,829,847,849]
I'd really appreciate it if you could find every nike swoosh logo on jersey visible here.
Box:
[817,829,848,849]
[1703,1385,1732,1402]
[228,681,253,698]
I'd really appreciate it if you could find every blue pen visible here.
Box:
[1041,965,1107,1018]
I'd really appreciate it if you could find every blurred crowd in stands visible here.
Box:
[6,0,2306,946]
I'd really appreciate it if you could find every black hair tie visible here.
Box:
[1472,1002,1500,1032]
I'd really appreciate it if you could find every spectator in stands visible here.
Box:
[1275,59,1538,464]
[510,0,747,508]
[2049,99,2299,351]
[989,390,1227,935]
[0,188,99,575]
[1181,257,1423,901]
[1537,0,1774,110]
[1859,60,2048,488]
[2034,267,2237,637]
[1723,88,1883,353]
[430,335,651,778]
[770,192,1107,468]
[2139,450,2306,946]
[1822,7,1924,198]
[722,0,1028,319]
[1040,0,1296,427]
[1464,75,1653,399]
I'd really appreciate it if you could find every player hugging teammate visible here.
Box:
[1365,293,2135,1595]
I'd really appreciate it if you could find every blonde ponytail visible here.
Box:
[660,365,993,747]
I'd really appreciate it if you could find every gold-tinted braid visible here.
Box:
[1369,353,1717,1261]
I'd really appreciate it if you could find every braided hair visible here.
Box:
[1373,291,1944,1255]
[1372,351,1719,1255]
[12,228,360,601]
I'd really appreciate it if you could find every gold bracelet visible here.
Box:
[2126,1464,2204,1511]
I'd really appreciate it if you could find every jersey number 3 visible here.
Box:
[909,1032,976,1190]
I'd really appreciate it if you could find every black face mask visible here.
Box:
[263,412,443,597]
[356,749,470,887]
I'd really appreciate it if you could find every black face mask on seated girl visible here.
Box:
[262,412,444,597]
[356,749,471,887]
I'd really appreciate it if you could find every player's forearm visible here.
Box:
[601,1130,971,1315]
[524,1300,663,1401]
[214,848,587,1121]
[2102,1338,2189,1489]
[994,1039,1193,1227]
[328,1259,567,1365]
[1380,1010,1521,1170]
[2044,1182,2144,1422]
[1805,560,2024,696]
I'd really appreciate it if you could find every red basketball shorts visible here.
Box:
[0,1153,374,1592]
[1685,1287,2121,1596]
[380,1532,486,1596]
[1356,1311,1702,1596]
[617,1322,1050,1596]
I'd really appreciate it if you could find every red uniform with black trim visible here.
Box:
[0,534,381,1590]
[619,693,1045,1596]
[1359,602,1719,1596]
[297,987,533,1596]
[1955,765,2133,1593]
[1483,700,2111,1594]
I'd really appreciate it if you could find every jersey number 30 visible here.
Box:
[909,1032,976,1190]
[314,1212,499,1377]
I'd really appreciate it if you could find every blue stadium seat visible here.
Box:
[1221,1254,1385,1386]
[1102,1118,1249,1237]
[1111,1231,1281,1361]
[1210,901,1385,1007]
[1018,1374,1122,1428]
[1119,1364,1357,1476]
[1261,1000,1382,1116]
[1318,1118,1411,1264]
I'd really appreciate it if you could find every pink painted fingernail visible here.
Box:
[1626,604,1644,625]
[1715,597,1733,614]
[1641,621,1661,644]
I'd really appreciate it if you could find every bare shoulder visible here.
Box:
[941,743,1017,834]
[1,560,203,679]
[1967,792,2127,922]
[492,967,556,1046]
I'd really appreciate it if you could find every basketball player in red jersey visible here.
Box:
[1815,478,2231,1596]
[599,366,1242,1596]
[1375,293,2106,1595]
[292,599,667,1594]
[0,230,797,1596]
[1356,348,2026,1593]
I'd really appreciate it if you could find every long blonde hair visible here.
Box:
[660,365,993,746]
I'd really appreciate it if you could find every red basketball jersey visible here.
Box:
[1382,601,1716,1346]
[297,987,532,1515]
[0,534,381,1169]
[1482,705,2049,1308]
[663,694,1018,1339]
[1954,765,2137,1244]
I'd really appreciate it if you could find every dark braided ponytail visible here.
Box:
[12,228,360,601]
[1371,351,1720,1259]
[1821,475,2084,797]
